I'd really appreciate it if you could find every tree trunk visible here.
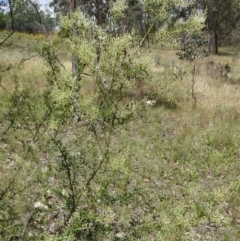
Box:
[94,0,101,66]
[208,32,218,54]
[70,0,77,13]
[70,0,80,78]
[214,31,218,54]
[95,0,101,26]
[213,6,219,54]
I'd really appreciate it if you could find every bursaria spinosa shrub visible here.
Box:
[19,11,157,240]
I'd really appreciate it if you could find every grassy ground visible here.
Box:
[1,32,240,240]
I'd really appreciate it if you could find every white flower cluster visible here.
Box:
[34,201,48,210]
[145,100,156,106]
[115,232,125,239]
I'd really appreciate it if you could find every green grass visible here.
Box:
[1,33,240,240]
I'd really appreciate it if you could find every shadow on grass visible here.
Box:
[217,52,234,56]
[126,89,179,110]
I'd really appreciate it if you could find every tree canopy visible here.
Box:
[1,0,56,33]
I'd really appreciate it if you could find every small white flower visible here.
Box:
[145,100,156,106]
[62,189,68,196]
[46,189,51,196]
[43,205,49,210]
[34,201,44,209]
[115,232,125,238]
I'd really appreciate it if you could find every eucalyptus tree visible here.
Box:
[50,0,110,25]
[207,0,240,54]
[2,0,55,34]
[191,0,240,54]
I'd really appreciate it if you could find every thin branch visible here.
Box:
[21,208,35,240]
[24,0,42,25]
[191,60,197,107]
[0,83,11,94]
[0,165,22,201]
[131,24,154,57]
[25,0,66,70]
[25,0,50,40]
[0,1,7,6]
[0,30,14,46]
[0,54,39,73]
